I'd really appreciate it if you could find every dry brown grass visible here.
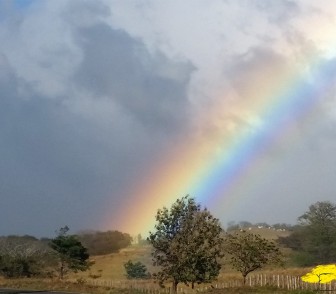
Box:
[73,245,154,280]
[0,277,127,293]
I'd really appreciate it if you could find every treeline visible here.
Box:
[227,221,293,231]
[227,202,336,267]
[277,201,336,266]
[0,235,53,278]
[77,230,132,255]
[0,229,132,278]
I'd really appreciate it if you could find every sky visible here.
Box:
[1,0,336,237]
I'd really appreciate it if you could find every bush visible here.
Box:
[124,260,150,279]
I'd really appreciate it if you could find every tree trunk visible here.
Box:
[171,280,178,294]
[243,274,247,285]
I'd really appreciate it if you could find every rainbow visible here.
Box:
[106,51,336,235]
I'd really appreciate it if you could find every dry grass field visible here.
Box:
[74,244,154,280]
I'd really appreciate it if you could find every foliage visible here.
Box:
[279,201,336,265]
[224,230,282,284]
[0,236,52,278]
[301,264,336,284]
[124,260,150,279]
[298,201,336,263]
[78,230,132,255]
[49,226,91,279]
[134,234,149,246]
[148,195,224,293]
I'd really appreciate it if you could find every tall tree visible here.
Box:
[224,230,282,284]
[49,226,91,279]
[279,201,336,266]
[148,196,224,294]
[298,201,336,264]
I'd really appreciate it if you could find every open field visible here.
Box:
[75,245,155,280]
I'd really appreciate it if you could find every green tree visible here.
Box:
[224,230,282,284]
[49,226,91,279]
[148,196,224,294]
[298,201,336,264]
[279,201,336,265]
[124,260,150,279]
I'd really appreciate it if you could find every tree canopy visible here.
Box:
[148,196,224,293]
[224,230,282,284]
[279,201,336,265]
[77,230,132,255]
[124,260,150,279]
[49,226,91,279]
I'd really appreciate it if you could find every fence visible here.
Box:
[87,274,336,293]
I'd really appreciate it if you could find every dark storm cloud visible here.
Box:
[0,54,113,235]
[73,22,194,133]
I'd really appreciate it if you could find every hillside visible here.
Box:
[74,226,292,281]
[230,226,291,240]
[74,245,153,280]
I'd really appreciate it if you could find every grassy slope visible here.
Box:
[75,245,154,280]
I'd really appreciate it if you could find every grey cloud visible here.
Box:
[0,2,195,236]
[252,0,300,24]
[225,47,289,101]
[0,55,112,235]
[63,0,111,28]
[73,22,194,133]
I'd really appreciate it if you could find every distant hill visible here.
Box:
[228,226,291,240]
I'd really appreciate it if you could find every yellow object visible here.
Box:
[301,264,336,284]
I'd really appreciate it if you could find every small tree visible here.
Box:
[301,264,336,287]
[224,230,282,284]
[49,226,91,279]
[124,260,150,279]
[148,196,224,294]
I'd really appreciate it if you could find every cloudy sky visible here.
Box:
[1,0,336,237]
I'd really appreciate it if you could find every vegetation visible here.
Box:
[124,260,150,279]
[301,264,336,284]
[278,201,336,266]
[49,226,91,279]
[224,230,283,284]
[0,199,335,293]
[0,235,52,278]
[78,230,132,255]
[148,195,224,293]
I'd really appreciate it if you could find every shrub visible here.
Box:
[124,260,150,279]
